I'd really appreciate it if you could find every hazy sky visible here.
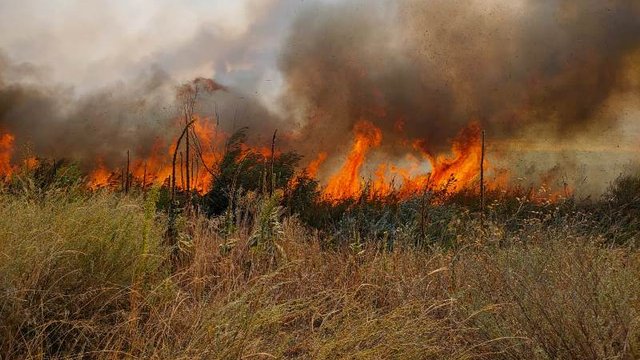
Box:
[0,0,521,100]
[0,0,318,96]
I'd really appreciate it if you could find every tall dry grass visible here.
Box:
[0,187,639,359]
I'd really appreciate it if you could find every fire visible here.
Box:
[324,121,383,199]
[24,157,39,170]
[0,132,15,177]
[1,114,288,195]
[306,152,327,178]
[88,160,113,189]
[129,140,173,190]
[0,113,570,204]
[85,114,276,194]
[84,115,227,193]
[424,122,483,192]
[180,117,225,192]
[321,121,484,201]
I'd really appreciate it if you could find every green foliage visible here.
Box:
[204,127,301,217]
[285,173,322,224]
[249,192,286,265]
[7,159,86,201]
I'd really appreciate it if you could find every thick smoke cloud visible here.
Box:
[0,54,278,169]
[0,0,294,168]
[281,0,640,157]
[1,0,639,193]
[0,58,173,168]
[0,0,290,92]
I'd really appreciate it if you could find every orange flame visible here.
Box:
[0,132,15,177]
[426,122,483,192]
[85,115,282,194]
[322,121,484,201]
[88,160,114,189]
[324,121,383,199]
[0,114,570,203]
[306,152,328,178]
[86,115,227,193]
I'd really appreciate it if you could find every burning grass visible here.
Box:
[0,114,525,204]
[0,173,639,359]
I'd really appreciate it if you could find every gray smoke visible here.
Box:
[281,0,640,158]
[0,54,278,169]
[1,0,639,193]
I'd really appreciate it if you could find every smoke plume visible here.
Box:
[281,0,640,160]
[0,55,278,170]
[1,0,639,194]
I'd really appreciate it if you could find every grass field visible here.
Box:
[1,174,639,359]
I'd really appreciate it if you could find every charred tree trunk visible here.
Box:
[180,152,184,190]
[480,130,486,231]
[185,114,190,194]
[269,129,277,197]
[171,119,196,201]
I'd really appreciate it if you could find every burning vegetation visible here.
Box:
[1,0,638,202]
[0,111,555,203]
[0,75,502,202]
[2,1,640,358]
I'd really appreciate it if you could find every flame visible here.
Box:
[129,140,173,190]
[0,114,570,203]
[324,120,383,199]
[184,118,225,192]
[86,115,227,193]
[372,163,393,197]
[0,132,15,177]
[306,152,328,178]
[88,160,114,189]
[24,156,39,170]
[426,122,483,192]
[321,121,485,201]
[85,114,279,194]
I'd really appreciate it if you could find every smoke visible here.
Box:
[0,54,281,169]
[1,0,640,193]
[281,0,640,160]
[0,58,172,168]
[0,0,289,91]
[0,0,294,168]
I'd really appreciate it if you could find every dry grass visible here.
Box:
[1,188,639,359]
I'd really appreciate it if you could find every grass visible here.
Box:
[1,183,639,359]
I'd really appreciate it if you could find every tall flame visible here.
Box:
[1,115,570,203]
[306,152,328,178]
[424,122,483,192]
[322,121,484,201]
[0,132,15,178]
[324,121,383,199]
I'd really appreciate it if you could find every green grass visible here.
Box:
[1,186,639,359]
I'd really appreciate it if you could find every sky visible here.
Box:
[0,0,309,99]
